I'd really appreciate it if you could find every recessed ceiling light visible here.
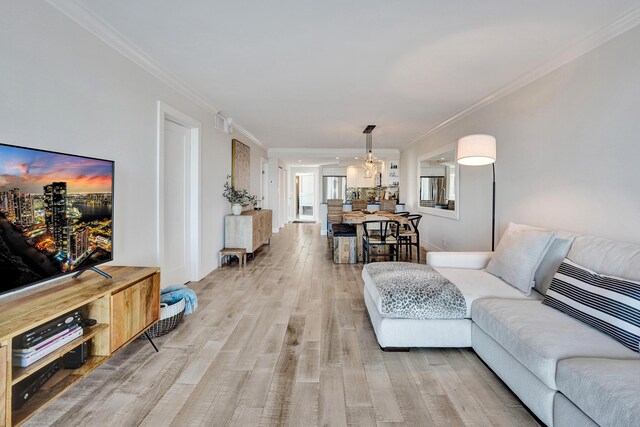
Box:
[440,157,445,160]
[336,157,340,160]
[298,160,302,162]
[354,157,359,160]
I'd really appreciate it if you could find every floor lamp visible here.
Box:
[456,134,497,251]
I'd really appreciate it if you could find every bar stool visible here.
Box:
[327,199,344,251]
[332,224,357,264]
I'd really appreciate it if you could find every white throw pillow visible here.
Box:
[486,223,555,294]
[503,223,577,294]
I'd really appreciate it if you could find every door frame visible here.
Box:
[278,167,286,228]
[261,157,268,209]
[157,101,202,282]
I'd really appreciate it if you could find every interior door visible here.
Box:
[163,119,191,285]
[278,167,286,227]
[298,173,315,221]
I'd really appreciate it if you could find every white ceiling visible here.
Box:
[74,0,639,150]
[270,147,401,168]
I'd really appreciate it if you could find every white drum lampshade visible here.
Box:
[456,134,496,166]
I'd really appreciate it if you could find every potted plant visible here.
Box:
[223,176,256,215]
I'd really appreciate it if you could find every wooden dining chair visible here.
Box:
[326,199,344,250]
[362,220,400,263]
[351,198,368,211]
[392,212,410,233]
[327,199,343,224]
[379,199,397,213]
[399,214,422,262]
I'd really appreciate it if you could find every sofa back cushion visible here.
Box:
[533,232,576,294]
[543,258,640,352]
[486,222,555,295]
[568,235,640,282]
[494,223,576,295]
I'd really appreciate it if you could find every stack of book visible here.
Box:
[12,311,84,368]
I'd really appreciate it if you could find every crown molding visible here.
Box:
[403,6,640,150]
[231,120,266,148]
[46,0,221,115]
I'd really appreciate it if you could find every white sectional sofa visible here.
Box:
[362,227,640,427]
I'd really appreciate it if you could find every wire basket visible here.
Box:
[146,297,186,338]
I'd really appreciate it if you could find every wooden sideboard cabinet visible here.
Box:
[225,209,272,255]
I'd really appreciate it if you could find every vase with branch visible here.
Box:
[223,176,257,215]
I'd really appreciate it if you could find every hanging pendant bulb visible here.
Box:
[363,150,376,178]
[362,125,379,178]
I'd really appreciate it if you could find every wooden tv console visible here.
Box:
[0,266,160,426]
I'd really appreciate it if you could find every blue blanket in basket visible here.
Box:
[161,285,198,315]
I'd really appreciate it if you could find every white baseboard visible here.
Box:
[422,238,444,252]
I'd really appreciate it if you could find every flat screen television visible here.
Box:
[0,143,114,296]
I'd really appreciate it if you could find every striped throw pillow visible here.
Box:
[542,259,640,352]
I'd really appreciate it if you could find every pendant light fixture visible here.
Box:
[362,125,382,178]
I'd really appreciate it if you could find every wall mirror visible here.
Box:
[417,142,459,220]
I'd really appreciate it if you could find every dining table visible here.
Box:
[341,211,409,262]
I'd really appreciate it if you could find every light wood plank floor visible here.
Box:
[28,223,539,427]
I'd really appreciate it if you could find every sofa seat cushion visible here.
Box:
[471,299,640,389]
[557,358,640,427]
[363,266,537,318]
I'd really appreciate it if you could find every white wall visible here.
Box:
[402,25,640,251]
[0,3,260,279]
[245,137,268,198]
[267,158,289,231]
[420,167,446,176]
[321,166,347,176]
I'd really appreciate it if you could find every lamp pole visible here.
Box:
[492,163,495,251]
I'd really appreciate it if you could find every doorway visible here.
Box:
[296,172,315,221]
[157,102,201,286]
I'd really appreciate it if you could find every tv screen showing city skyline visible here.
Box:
[0,143,113,295]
